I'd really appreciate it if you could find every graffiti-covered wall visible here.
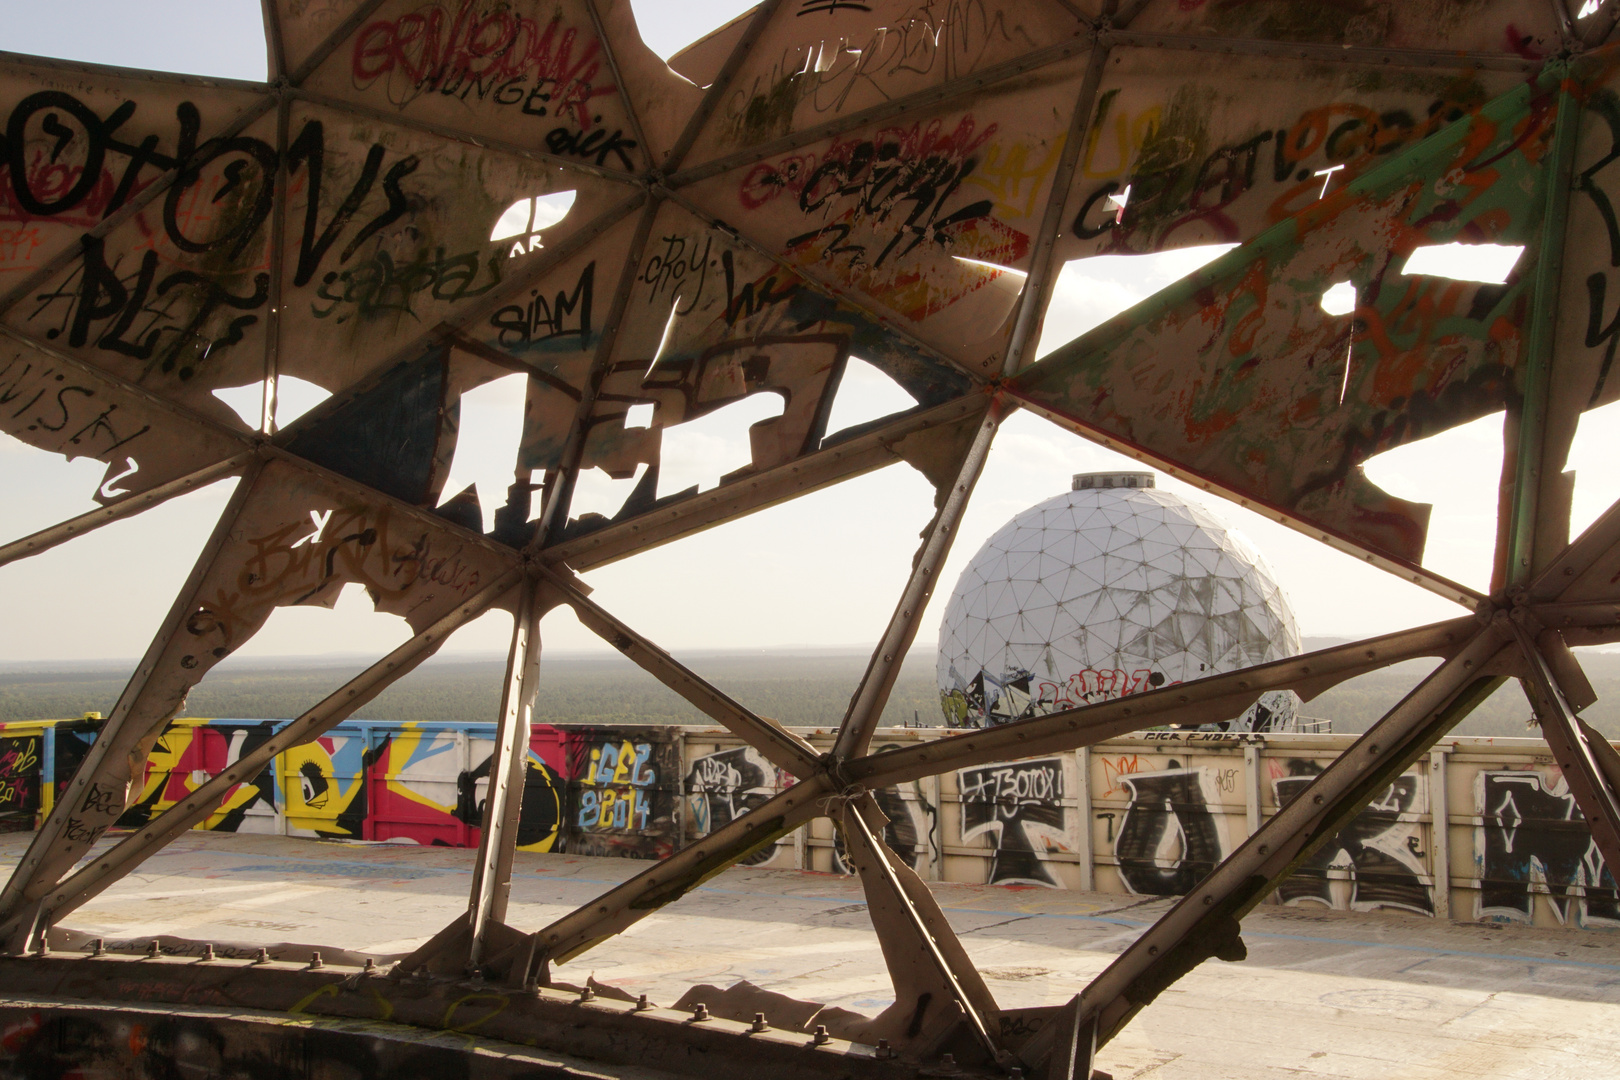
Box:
[21,719,683,860]
[2,720,1615,930]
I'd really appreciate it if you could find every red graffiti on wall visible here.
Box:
[1038,668,1171,711]
[1099,754,1145,798]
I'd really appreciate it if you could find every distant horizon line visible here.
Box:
[0,634,1419,671]
[0,643,947,670]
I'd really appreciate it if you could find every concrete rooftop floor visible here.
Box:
[3,831,1617,1080]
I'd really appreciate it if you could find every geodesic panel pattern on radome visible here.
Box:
[938,485,1302,729]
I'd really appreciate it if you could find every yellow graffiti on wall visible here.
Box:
[126,720,266,830]
[516,756,564,853]
[282,738,366,837]
[966,135,1066,219]
[1082,104,1164,179]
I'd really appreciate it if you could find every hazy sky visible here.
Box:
[5,1,1620,665]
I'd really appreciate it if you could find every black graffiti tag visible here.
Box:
[489,260,594,348]
[1275,767,1433,915]
[5,94,459,382]
[1114,767,1223,897]
[959,759,1065,886]
[1479,771,1619,925]
[686,747,784,866]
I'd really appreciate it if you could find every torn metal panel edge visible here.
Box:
[543,394,990,571]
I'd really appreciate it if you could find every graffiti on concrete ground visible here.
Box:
[1476,769,1619,928]
[959,757,1068,887]
[1274,762,1433,916]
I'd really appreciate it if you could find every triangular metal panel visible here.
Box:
[679,54,1096,374]
[1011,73,1554,567]
[675,0,1085,169]
[290,0,651,174]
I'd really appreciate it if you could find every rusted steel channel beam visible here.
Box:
[0,954,914,1080]
[522,775,831,973]
[468,577,547,967]
[1508,617,1620,883]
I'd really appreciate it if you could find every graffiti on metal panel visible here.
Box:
[567,728,678,859]
[1016,78,1551,566]
[0,727,43,829]
[686,746,796,866]
[348,2,638,168]
[0,351,153,471]
[6,96,273,380]
[959,757,1067,886]
[488,260,595,350]
[1273,761,1433,916]
[1112,765,1225,897]
[117,721,278,834]
[308,245,503,323]
[238,502,488,610]
[742,117,1031,322]
[1566,85,1620,415]
[1476,769,1619,927]
[1072,81,1492,251]
[724,0,1041,142]
[1,91,517,382]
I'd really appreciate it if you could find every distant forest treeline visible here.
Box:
[4,647,1619,740]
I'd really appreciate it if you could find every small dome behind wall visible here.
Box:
[937,472,1302,730]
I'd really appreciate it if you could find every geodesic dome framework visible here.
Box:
[2,0,1620,1075]
[938,474,1303,730]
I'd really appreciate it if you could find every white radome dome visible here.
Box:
[937,472,1302,729]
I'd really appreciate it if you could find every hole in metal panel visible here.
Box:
[1400,243,1525,285]
[824,357,918,436]
[491,192,577,257]
[436,373,528,534]
[1319,281,1356,317]
[216,580,415,677]
[211,383,263,428]
[655,393,785,500]
[571,462,651,521]
[1565,397,1620,542]
[273,377,333,428]
[1036,245,1237,359]
[1361,410,1505,593]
